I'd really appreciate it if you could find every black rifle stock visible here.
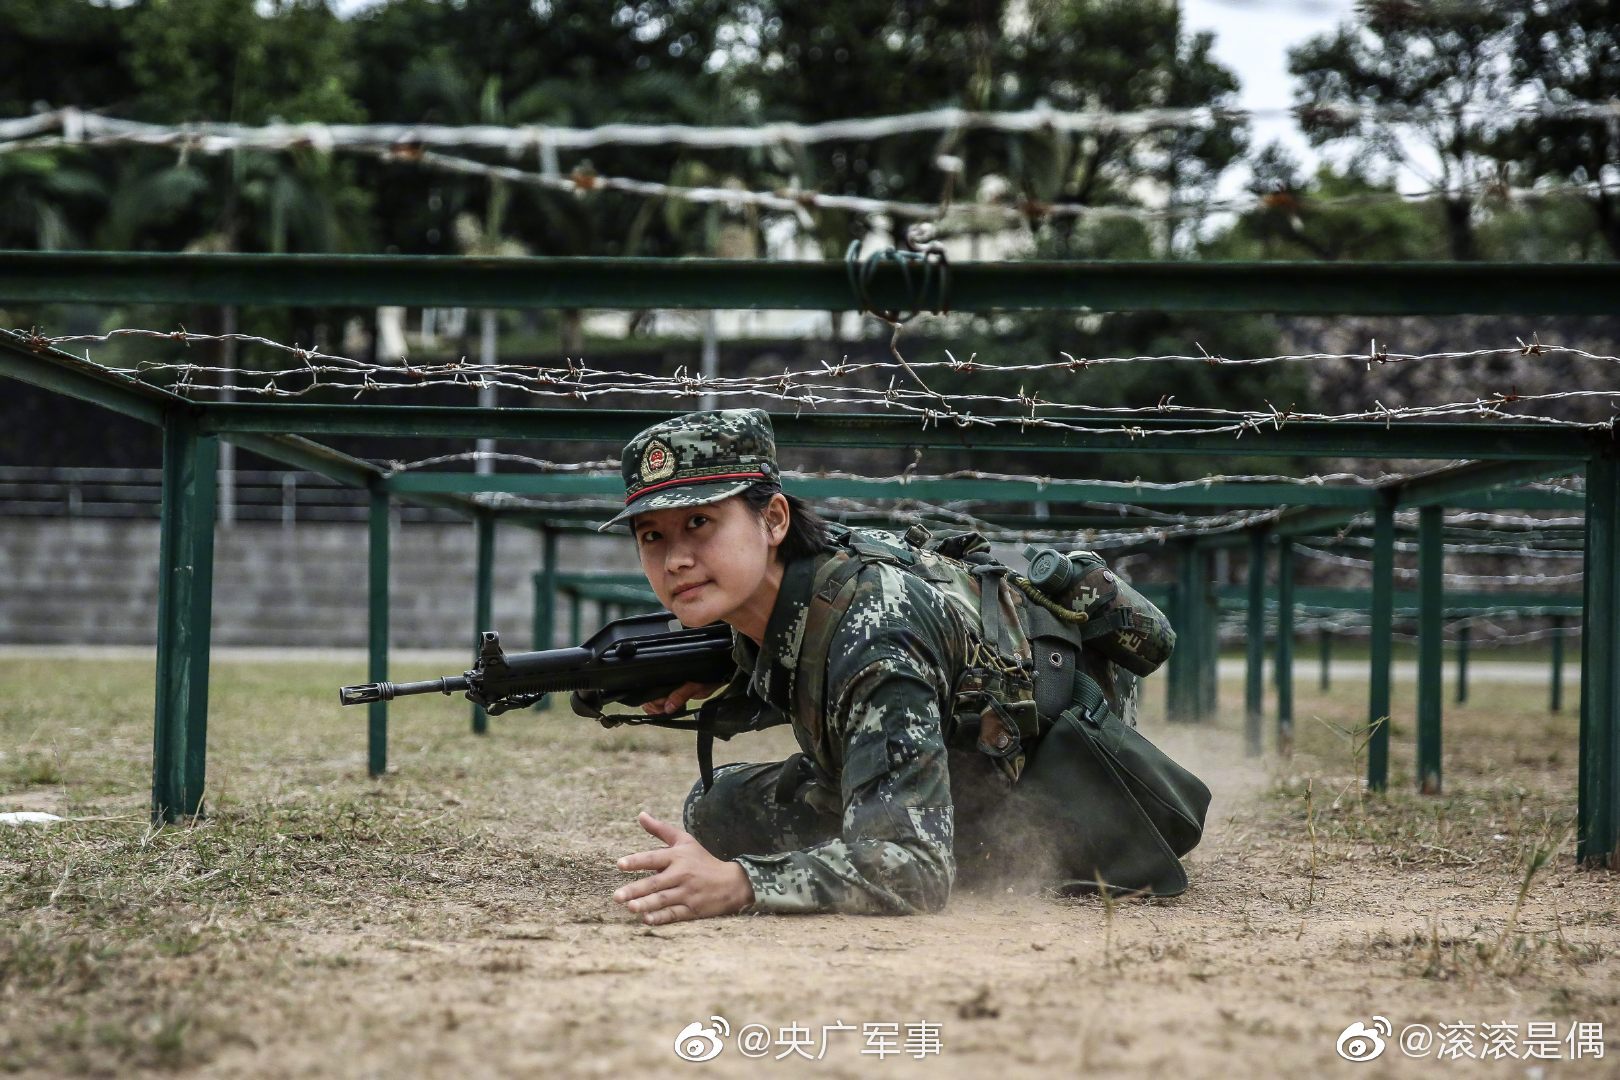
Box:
[338,612,736,717]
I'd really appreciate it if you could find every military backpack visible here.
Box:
[799,523,1209,897]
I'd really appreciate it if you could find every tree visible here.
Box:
[1500,0,1620,257]
[0,0,136,117]
[1289,0,1517,261]
[350,0,739,263]
[1203,143,1449,262]
[996,0,1246,255]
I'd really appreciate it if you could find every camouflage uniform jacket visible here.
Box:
[727,532,977,916]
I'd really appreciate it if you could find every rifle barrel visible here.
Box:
[338,675,469,706]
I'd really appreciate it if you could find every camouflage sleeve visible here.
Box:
[733,645,956,916]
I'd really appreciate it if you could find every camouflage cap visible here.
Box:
[598,408,780,532]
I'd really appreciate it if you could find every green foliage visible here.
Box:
[0,0,136,117]
[124,0,362,125]
[1205,150,1451,261]
[1289,2,1516,261]
[1499,0,1620,257]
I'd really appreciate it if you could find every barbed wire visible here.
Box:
[26,330,1618,437]
[48,328,1619,375]
[370,146,1620,228]
[1325,534,1583,558]
[7,101,1617,153]
[1293,542,1586,585]
[384,450,619,473]
[6,108,1620,229]
[384,450,1401,492]
[1220,611,1582,647]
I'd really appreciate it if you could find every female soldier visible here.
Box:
[604,408,1203,925]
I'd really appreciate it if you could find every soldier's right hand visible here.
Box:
[642,681,722,716]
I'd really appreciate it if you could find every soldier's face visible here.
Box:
[632,494,789,638]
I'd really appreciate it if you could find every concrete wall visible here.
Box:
[1,518,640,648]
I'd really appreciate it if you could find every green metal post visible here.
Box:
[472,513,495,735]
[1417,505,1444,794]
[1455,623,1470,705]
[367,488,390,777]
[1578,452,1619,867]
[1168,544,1200,722]
[533,528,558,651]
[1319,626,1332,691]
[1367,496,1396,792]
[1551,615,1566,713]
[1244,529,1266,756]
[568,591,582,645]
[1200,568,1219,719]
[152,411,219,823]
[1274,535,1295,754]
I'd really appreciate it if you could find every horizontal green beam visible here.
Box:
[1451,490,1584,510]
[5,252,1620,315]
[390,470,1383,508]
[557,573,649,587]
[1214,585,1581,610]
[226,432,481,518]
[559,582,661,604]
[1272,461,1582,536]
[200,404,1604,460]
[1399,460,1582,508]
[0,328,181,425]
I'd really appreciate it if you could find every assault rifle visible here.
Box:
[338,612,737,719]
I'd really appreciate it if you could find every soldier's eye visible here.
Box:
[688,514,710,529]
[637,530,660,545]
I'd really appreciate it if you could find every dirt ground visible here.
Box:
[2,656,1617,1077]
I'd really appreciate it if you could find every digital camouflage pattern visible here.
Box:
[684,539,983,915]
[598,408,780,531]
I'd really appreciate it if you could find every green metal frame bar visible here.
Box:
[388,469,1581,510]
[1212,585,1580,612]
[204,404,1601,460]
[1200,569,1219,720]
[0,328,177,424]
[1579,452,1619,867]
[1167,546,1198,722]
[152,412,218,822]
[472,513,495,735]
[534,530,559,652]
[1367,496,1396,792]
[6,256,1620,862]
[389,471,1388,508]
[367,488,390,778]
[1275,535,1295,754]
[1456,625,1470,706]
[1244,529,1266,756]
[1417,505,1445,794]
[1552,615,1567,714]
[1319,626,1332,692]
[1269,460,1584,538]
[8,252,1620,315]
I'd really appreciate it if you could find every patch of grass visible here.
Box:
[6,751,64,787]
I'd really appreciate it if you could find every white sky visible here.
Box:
[1181,0,1361,188]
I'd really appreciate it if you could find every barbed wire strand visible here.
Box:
[26,331,1619,437]
[7,101,1619,152]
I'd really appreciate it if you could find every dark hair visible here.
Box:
[742,482,832,562]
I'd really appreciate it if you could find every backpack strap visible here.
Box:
[794,549,866,745]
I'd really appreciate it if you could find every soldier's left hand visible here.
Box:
[612,811,754,925]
